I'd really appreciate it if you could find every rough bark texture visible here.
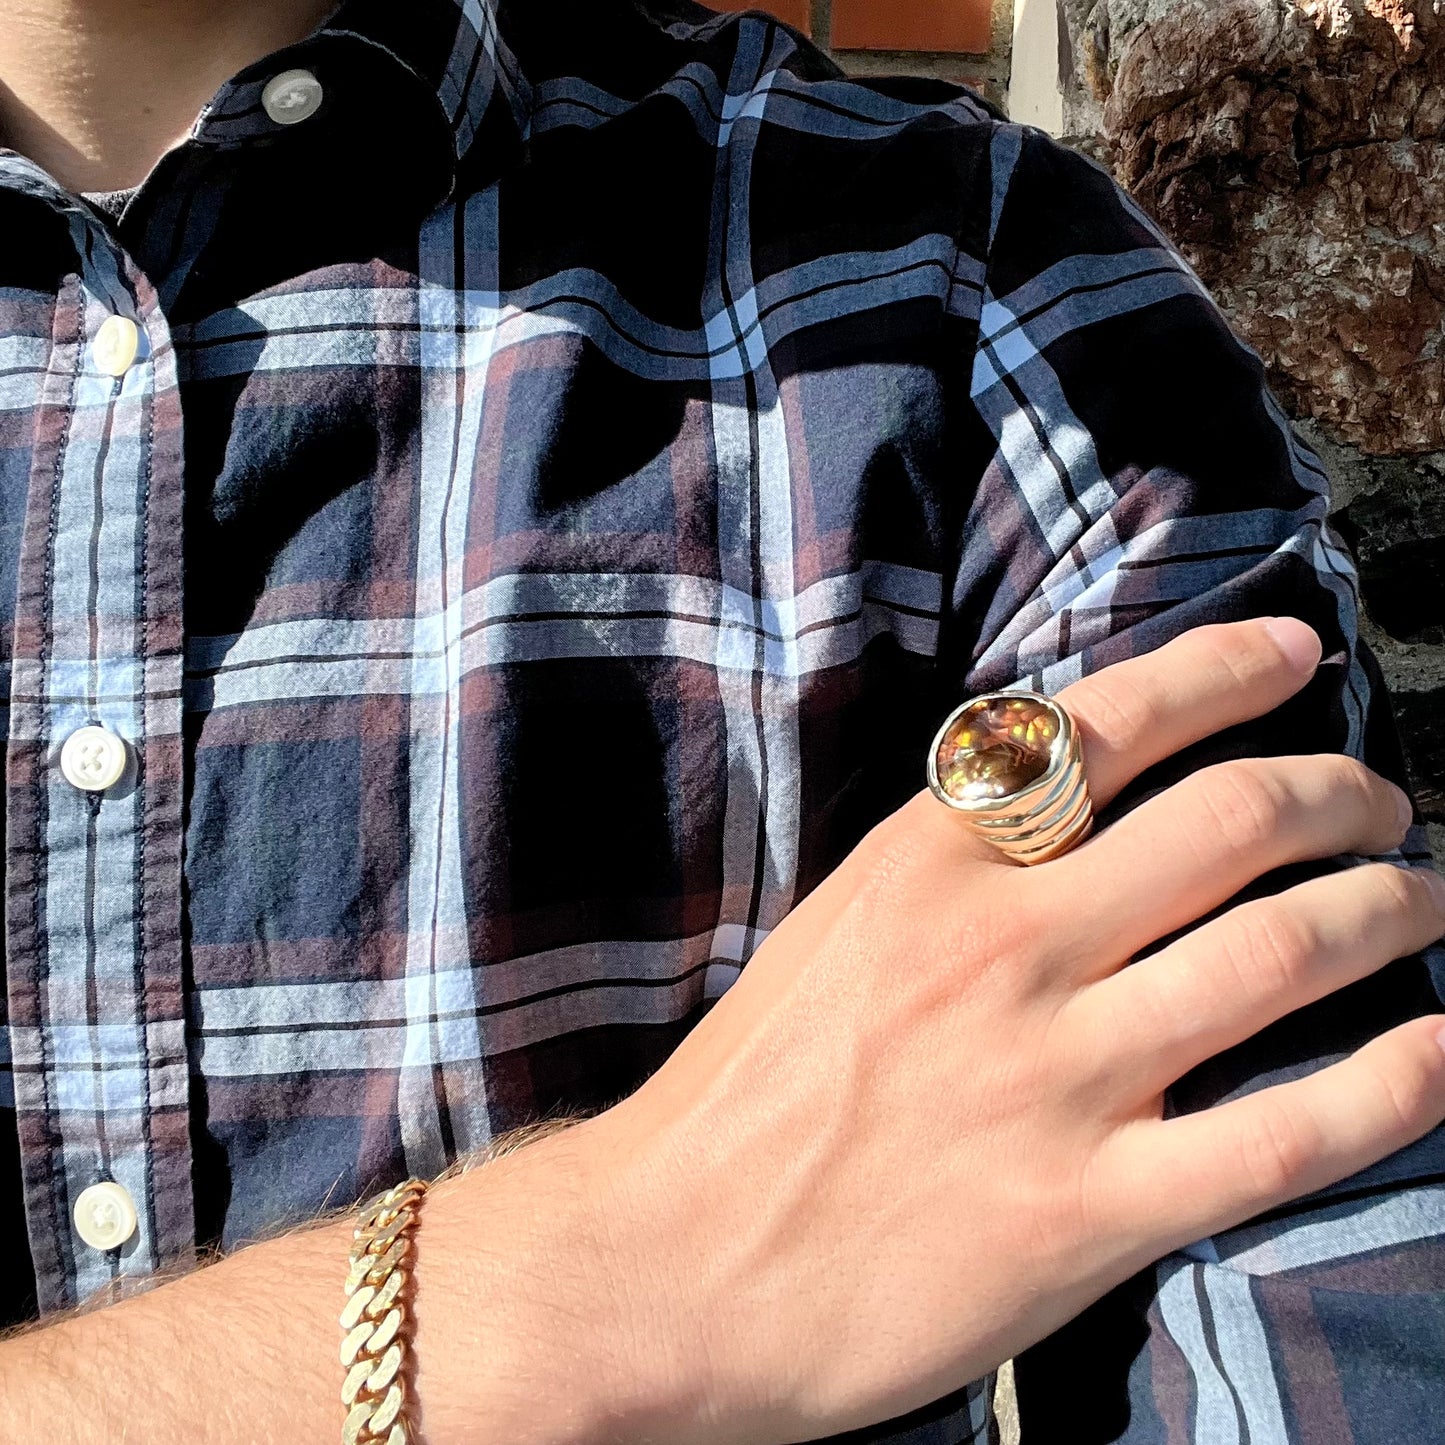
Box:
[1054,0,1445,842]
[1104,0,1445,455]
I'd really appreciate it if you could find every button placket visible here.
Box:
[6,243,195,1312]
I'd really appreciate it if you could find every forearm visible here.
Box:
[3,1212,349,1445]
[0,1123,684,1445]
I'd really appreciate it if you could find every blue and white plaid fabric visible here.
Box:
[1,1,1441,1439]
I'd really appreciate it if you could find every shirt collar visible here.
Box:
[0,0,533,215]
[0,0,537,286]
[194,0,532,188]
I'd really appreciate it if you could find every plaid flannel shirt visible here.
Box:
[1,0,1442,1439]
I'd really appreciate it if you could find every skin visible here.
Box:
[3,9,1445,1437]
[2,618,1444,1445]
[0,0,337,190]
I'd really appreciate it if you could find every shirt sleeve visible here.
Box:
[957,125,1445,1445]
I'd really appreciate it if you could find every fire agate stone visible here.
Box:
[934,696,1060,803]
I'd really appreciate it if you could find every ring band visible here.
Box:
[927,691,1093,865]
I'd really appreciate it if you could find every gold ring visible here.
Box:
[927,691,1093,865]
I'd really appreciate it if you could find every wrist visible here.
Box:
[412,1114,705,1445]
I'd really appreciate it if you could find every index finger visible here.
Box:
[1056,617,1323,811]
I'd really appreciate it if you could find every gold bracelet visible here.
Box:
[340,1178,430,1445]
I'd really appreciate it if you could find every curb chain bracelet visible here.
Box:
[340,1178,430,1445]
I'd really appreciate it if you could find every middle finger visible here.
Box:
[1074,861,1445,1096]
[1049,751,1411,972]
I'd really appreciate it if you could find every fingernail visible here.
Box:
[1263,616,1322,672]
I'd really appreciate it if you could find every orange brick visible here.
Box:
[831,0,992,53]
[704,0,812,34]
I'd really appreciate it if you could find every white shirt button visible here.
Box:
[262,68,324,126]
[60,726,129,793]
[74,1181,138,1252]
[92,315,140,378]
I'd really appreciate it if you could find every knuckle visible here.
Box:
[1323,753,1381,814]
[1074,671,1156,747]
[1111,984,1181,1078]
[850,817,932,903]
[1364,861,1419,917]
[1237,1100,1321,1201]
[1077,978,1167,1087]
[1195,761,1287,853]
[1199,623,1272,691]
[849,816,1037,976]
[1224,900,1313,998]
[1361,1045,1437,1138]
[952,885,1040,978]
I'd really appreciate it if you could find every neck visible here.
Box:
[0,0,337,192]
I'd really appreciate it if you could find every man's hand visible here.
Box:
[7,619,1443,1445]
[563,617,1445,1444]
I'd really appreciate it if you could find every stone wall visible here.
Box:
[1036,0,1445,851]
